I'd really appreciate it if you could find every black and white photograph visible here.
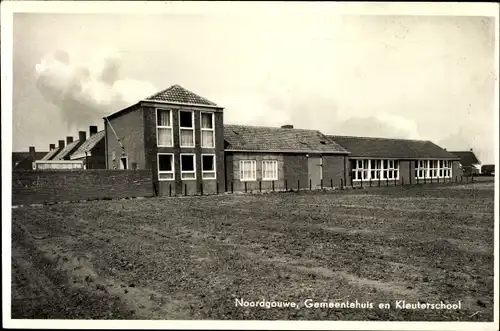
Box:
[2,1,499,330]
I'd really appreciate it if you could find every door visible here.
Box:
[308,154,323,188]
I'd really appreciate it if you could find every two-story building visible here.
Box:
[104,84,225,196]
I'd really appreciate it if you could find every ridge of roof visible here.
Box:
[145,84,219,107]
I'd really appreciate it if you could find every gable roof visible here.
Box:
[327,135,459,160]
[224,124,348,154]
[13,152,48,169]
[145,84,219,107]
[450,151,480,166]
[53,140,80,160]
[70,130,105,159]
[41,148,61,161]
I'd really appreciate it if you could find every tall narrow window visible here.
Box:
[158,154,174,180]
[201,112,215,148]
[120,156,128,170]
[181,154,196,180]
[262,160,278,181]
[240,160,256,181]
[179,111,194,147]
[157,109,173,147]
[202,154,216,179]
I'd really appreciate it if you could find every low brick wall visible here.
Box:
[12,170,154,205]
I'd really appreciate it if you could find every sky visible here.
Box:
[11,10,497,163]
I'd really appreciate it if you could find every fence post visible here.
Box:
[369,178,372,187]
[460,175,463,183]
[259,181,262,192]
[285,179,288,191]
[169,184,172,197]
[331,178,334,189]
[184,183,187,196]
[386,177,389,186]
[245,182,247,193]
[272,181,275,192]
[231,181,234,194]
[216,182,219,195]
[378,178,381,187]
[200,183,203,196]
[417,177,419,185]
[455,176,457,183]
[341,178,343,190]
[297,179,300,192]
[437,176,439,184]
[394,178,396,186]
[402,177,404,186]
[430,176,433,184]
[320,179,323,190]
[360,178,363,188]
[309,179,312,191]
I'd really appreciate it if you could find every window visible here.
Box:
[202,154,216,179]
[201,112,215,148]
[180,154,196,180]
[352,159,399,181]
[239,160,256,181]
[262,160,278,181]
[158,154,174,180]
[157,109,173,147]
[120,156,128,169]
[179,111,194,147]
[415,159,452,179]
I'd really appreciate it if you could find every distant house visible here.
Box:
[52,133,86,161]
[224,124,349,191]
[12,146,48,170]
[70,126,106,169]
[450,150,481,175]
[41,141,63,161]
[481,164,495,176]
[326,136,461,185]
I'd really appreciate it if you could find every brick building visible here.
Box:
[104,85,224,196]
[224,124,349,192]
[327,135,461,185]
[70,126,106,169]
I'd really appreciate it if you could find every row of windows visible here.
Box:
[239,160,279,181]
[352,159,400,181]
[157,109,215,148]
[157,153,216,181]
[415,160,452,179]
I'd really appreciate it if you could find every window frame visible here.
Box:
[415,159,452,179]
[179,110,195,147]
[157,153,175,181]
[200,112,215,148]
[352,159,400,181]
[262,160,278,181]
[239,160,257,182]
[201,153,216,179]
[180,153,197,180]
[156,108,173,147]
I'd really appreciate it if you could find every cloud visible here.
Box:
[34,50,157,130]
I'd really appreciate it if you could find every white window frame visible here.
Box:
[156,108,173,147]
[179,110,195,147]
[352,159,400,181]
[415,159,452,179]
[200,112,215,148]
[119,156,128,170]
[180,153,196,180]
[262,160,278,181]
[157,153,174,181]
[239,160,257,181]
[201,154,216,179]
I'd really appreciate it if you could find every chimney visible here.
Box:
[58,140,65,149]
[66,136,73,144]
[470,148,473,152]
[281,125,294,129]
[49,144,55,151]
[29,146,36,159]
[78,131,87,143]
[89,125,98,136]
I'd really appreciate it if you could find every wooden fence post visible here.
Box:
[386,177,389,186]
[378,178,381,187]
[184,183,187,196]
[285,179,288,191]
[272,181,275,192]
[320,179,323,190]
[245,182,247,193]
[309,179,312,191]
[297,180,300,192]
[259,181,262,192]
[369,178,372,187]
[216,182,219,195]
[200,183,203,196]
[231,181,234,194]
[341,178,343,190]
[169,184,172,197]
[331,178,334,189]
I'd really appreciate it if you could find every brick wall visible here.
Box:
[105,105,146,170]
[12,170,154,205]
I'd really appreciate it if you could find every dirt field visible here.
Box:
[11,182,495,321]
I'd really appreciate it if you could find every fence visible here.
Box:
[161,174,482,197]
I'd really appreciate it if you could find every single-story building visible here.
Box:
[70,126,106,169]
[450,149,481,175]
[326,135,461,185]
[224,124,349,192]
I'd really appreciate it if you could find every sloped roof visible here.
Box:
[71,130,105,158]
[449,151,480,166]
[53,140,80,160]
[13,152,48,168]
[146,84,219,107]
[224,125,348,153]
[41,148,61,161]
[327,135,459,160]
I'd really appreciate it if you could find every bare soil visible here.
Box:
[11,182,495,320]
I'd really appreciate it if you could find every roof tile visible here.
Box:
[71,130,105,157]
[146,84,218,106]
